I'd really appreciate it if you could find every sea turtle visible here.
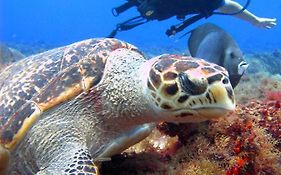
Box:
[0,38,235,175]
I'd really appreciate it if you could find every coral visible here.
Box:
[5,40,51,56]
[212,102,280,175]
[265,91,281,101]
[0,43,25,64]
[174,159,225,175]
[245,50,281,75]
[0,42,25,73]
[101,99,281,175]
[101,95,281,175]
[253,100,281,147]
[234,73,281,104]
[234,51,281,104]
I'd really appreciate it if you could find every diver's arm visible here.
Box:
[218,0,277,29]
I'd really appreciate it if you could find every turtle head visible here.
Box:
[146,54,235,123]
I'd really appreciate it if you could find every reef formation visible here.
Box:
[0,43,25,64]
[101,99,281,175]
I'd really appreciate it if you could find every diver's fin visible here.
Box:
[108,29,118,38]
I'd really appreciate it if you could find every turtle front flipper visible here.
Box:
[63,148,99,175]
[0,145,9,175]
[36,146,99,175]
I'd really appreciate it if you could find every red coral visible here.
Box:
[265,91,281,101]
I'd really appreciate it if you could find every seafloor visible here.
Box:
[0,43,280,175]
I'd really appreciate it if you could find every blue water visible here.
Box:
[1,0,280,53]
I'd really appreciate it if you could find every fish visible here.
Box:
[188,23,248,88]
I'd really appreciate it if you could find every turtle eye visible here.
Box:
[178,72,207,95]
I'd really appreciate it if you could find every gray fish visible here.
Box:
[188,23,248,88]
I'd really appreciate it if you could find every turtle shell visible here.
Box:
[0,38,137,150]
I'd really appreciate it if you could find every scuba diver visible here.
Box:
[109,0,277,37]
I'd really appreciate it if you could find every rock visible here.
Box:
[0,43,25,64]
[245,51,281,75]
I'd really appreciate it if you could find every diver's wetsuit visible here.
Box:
[139,0,226,21]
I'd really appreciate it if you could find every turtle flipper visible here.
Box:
[0,145,9,175]
[36,147,99,175]
[63,148,99,175]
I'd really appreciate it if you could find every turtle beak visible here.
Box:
[182,81,236,122]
